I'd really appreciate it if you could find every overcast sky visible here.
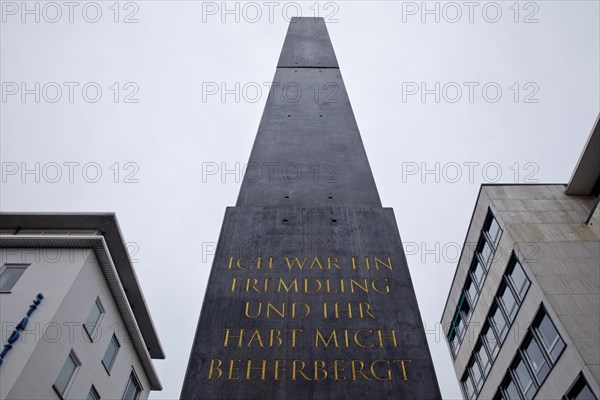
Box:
[1,1,599,398]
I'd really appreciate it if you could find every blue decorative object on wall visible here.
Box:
[0,293,44,366]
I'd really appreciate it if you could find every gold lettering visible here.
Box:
[370,360,392,381]
[304,278,322,293]
[266,302,285,318]
[351,360,371,381]
[247,330,264,347]
[208,358,222,380]
[378,329,397,348]
[292,360,312,381]
[228,359,241,380]
[354,329,374,348]
[328,256,342,270]
[223,329,244,347]
[285,256,307,270]
[292,302,310,319]
[350,278,369,294]
[245,278,261,293]
[288,328,302,347]
[274,359,286,381]
[315,329,338,348]
[309,257,324,270]
[269,329,282,348]
[374,257,393,271]
[359,302,376,319]
[244,302,261,318]
[230,277,240,293]
[278,278,298,293]
[393,359,412,381]
[333,360,346,381]
[313,360,327,380]
[372,278,390,294]
[246,359,267,380]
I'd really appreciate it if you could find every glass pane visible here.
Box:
[537,314,565,360]
[102,336,119,371]
[451,333,460,356]
[460,296,472,321]
[86,386,100,400]
[122,373,141,400]
[514,358,535,399]
[470,359,483,390]
[472,260,485,287]
[466,279,479,304]
[463,374,476,400]
[454,313,465,338]
[572,381,597,400]
[487,216,501,247]
[476,343,491,375]
[504,377,521,400]
[85,301,102,335]
[509,260,529,300]
[0,266,27,291]
[499,284,518,321]
[479,240,493,267]
[482,325,499,360]
[524,338,549,384]
[491,306,508,341]
[55,354,77,394]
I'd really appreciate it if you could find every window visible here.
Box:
[564,374,598,400]
[84,298,104,340]
[523,336,550,384]
[513,356,536,399]
[498,283,518,321]
[496,306,566,400]
[87,385,101,400]
[475,341,491,376]
[484,211,502,248]
[471,258,486,289]
[507,258,530,300]
[102,334,120,372]
[465,277,479,305]
[490,304,508,341]
[497,375,521,400]
[477,237,493,267]
[0,264,28,291]
[447,209,502,355]
[469,357,484,391]
[54,350,80,398]
[122,371,142,400]
[449,331,459,356]
[481,324,499,361]
[535,311,565,361]
[462,372,477,400]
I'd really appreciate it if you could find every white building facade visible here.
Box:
[441,117,600,400]
[0,213,164,400]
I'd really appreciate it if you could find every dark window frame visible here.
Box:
[563,372,599,400]
[0,264,29,292]
[101,334,121,373]
[495,305,567,400]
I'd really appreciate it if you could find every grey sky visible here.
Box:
[1,1,599,398]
